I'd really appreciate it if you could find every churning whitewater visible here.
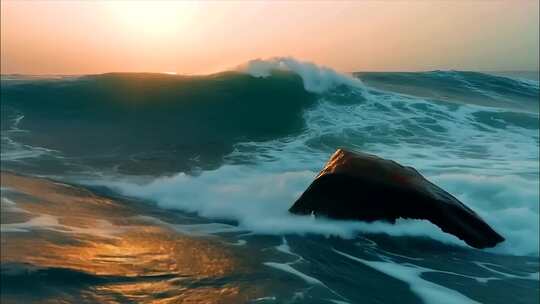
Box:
[1,58,539,304]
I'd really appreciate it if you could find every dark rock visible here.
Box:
[289,149,505,249]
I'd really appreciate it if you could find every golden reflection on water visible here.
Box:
[1,172,258,303]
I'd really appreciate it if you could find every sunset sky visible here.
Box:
[1,0,538,75]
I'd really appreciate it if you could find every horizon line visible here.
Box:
[2,69,539,77]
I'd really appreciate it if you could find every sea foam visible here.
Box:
[239,57,364,93]
[82,59,539,256]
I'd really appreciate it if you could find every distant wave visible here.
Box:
[356,70,539,112]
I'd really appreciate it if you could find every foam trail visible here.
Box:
[87,154,539,256]
[334,249,481,304]
[432,174,539,256]
[239,57,364,93]
[265,249,349,301]
[86,167,471,248]
[1,114,59,161]
[264,262,325,286]
[473,262,539,281]
[0,213,123,238]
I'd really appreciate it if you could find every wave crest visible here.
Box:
[239,57,364,93]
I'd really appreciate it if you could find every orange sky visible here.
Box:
[1,1,538,75]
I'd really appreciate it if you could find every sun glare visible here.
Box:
[102,1,200,37]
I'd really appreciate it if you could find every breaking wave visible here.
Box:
[1,58,539,256]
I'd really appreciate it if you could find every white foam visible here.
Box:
[238,57,364,93]
[334,249,482,304]
[264,262,325,286]
[0,213,124,238]
[473,262,540,281]
[0,137,57,161]
[264,258,351,302]
[81,60,538,256]
[251,296,277,302]
[1,197,32,214]
[432,174,539,256]
[327,300,352,304]
[0,214,61,233]
[86,153,539,255]
[227,87,539,255]
[276,237,294,256]
[134,215,243,236]
[1,114,60,161]
[228,239,247,246]
[89,129,518,257]
[88,167,470,248]
[274,237,304,264]
[1,197,17,206]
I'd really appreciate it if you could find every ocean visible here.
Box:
[1,58,539,303]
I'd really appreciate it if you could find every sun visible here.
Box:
[102,1,200,37]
